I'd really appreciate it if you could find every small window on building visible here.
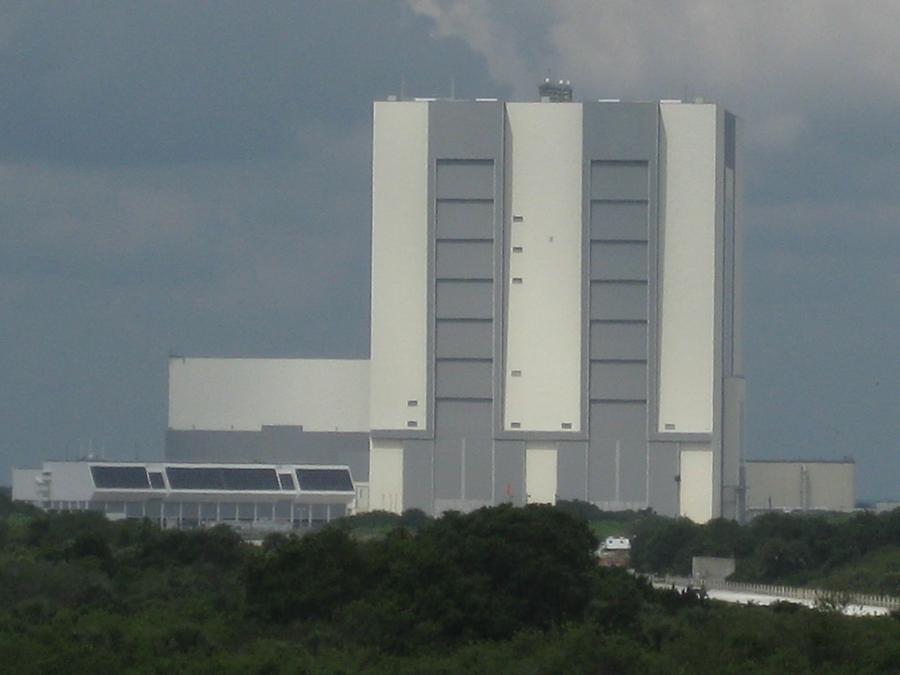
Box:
[407,400,418,407]
[512,277,523,284]
[512,246,523,253]
[510,422,521,429]
[407,420,418,428]
[665,423,676,431]
[511,369,522,377]
[513,215,524,223]
[561,422,573,430]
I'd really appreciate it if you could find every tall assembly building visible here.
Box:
[167,85,743,523]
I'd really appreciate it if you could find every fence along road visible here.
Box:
[649,575,900,617]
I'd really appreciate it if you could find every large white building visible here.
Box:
[165,84,744,523]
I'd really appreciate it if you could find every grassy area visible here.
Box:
[588,519,633,540]
[808,546,900,596]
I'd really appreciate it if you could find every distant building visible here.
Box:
[167,83,744,523]
[11,461,357,530]
[744,459,855,515]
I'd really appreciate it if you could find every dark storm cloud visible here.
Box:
[0,1,502,164]
[0,1,503,478]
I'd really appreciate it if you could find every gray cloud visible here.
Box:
[0,1,502,479]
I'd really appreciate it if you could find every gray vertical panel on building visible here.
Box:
[581,104,658,509]
[589,402,648,504]
[429,102,503,516]
[590,362,647,400]
[590,242,648,280]
[430,101,503,161]
[590,201,649,241]
[590,323,648,360]
[435,320,493,359]
[436,241,494,279]
[403,440,435,514]
[647,442,679,517]
[590,283,648,320]
[435,360,492,399]
[436,161,494,199]
[493,440,526,506]
[590,162,649,200]
[557,441,589,501]
[435,399,493,437]
[436,201,494,240]
[435,280,493,319]
[434,439,462,499]
[464,437,493,502]
[582,103,658,161]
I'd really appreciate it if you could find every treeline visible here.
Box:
[2,496,900,673]
[625,509,900,594]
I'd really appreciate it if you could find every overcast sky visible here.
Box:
[1,1,897,501]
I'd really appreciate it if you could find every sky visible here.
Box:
[1,1,897,501]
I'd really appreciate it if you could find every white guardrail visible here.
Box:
[649,575,900,612]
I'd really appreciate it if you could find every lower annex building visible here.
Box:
[167,84,745,523]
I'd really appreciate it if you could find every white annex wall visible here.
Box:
[42,461,96,502]
[680,445,713,523]
[504,103,583,432]
[368,440,404,514]
[11,469,42,503]
[525,444,558,504]
[168,358,369,432]
[370,101,429,431]
[657,104,718,434]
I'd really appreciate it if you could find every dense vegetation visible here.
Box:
[623,508,900,594]
[2,495,900,673]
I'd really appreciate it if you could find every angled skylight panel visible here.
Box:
[90,465,150,489]
[295,468,354,493]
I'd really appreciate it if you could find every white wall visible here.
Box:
[168,358,369,432]
[504,103,583,432]
[680,445,713,523]
[657,104,718,434]
[11,469,42,503]
[43,461,96,502]
[368,440,404,514]
[370,101,429,431]
[525,444,558,504]
[745,462,855,511]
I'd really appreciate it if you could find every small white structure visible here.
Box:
[596,536,632,568]
[601,536,632,552]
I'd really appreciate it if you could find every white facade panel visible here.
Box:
[43,461,96,502]
[525,444,558,505]
[11,469,42,503]
[745,461,855,512]
[370,102,429,430]
[657,104,718,434]
[503,103,583,431]
[680,445,713,523]
[168,358,369,432]
[368,440,404,514]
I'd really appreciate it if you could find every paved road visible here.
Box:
[653,581,890,616]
